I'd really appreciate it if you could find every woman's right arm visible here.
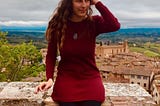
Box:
[45,35,58,81]
[35,34,57,93]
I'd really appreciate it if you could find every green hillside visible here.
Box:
[129,42,160,57]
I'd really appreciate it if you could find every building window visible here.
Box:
[131,82,134,84]
[131,75,135,78]
[137,75,141,79]
[137,82,140,85]
[143,76,148,80]
[155,101,157,104]
[144,83,146,87]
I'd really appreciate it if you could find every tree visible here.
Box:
[7,42,43,81]
[0,31,8,46]
[0,31,44,81]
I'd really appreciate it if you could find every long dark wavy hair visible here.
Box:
[46,0,93,49]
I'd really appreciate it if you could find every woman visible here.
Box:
[35,0,120,105]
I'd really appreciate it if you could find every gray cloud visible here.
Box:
[0,0,160,27]
[0,0,58,21]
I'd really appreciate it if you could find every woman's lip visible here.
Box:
[79,10,86,13]
[79,9,87,11]
[80,11,85,13]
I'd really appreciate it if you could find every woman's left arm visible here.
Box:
[92,0,120,35]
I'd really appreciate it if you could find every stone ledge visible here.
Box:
[0,82,156,106]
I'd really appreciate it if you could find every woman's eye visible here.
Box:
[85,0,90,2]
[74,0,90,2]
[75,0,81,2]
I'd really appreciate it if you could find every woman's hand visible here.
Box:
[34,78,53,94]
[91,0,100,5]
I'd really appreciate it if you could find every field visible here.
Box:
[129,42,160,57]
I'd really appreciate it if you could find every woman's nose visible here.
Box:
[81,0,87,7]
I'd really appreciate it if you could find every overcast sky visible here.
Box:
[0,0,160,28]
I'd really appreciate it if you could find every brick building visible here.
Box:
[95,40,129,58]
[97,52,158,92]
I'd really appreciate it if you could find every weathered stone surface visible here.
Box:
[0,82,8,92]
[0,82,41,99]
[0,82,43,106]
[0,82,156,106]
[0,99,43,106]
[104,83,151,96]
[43,97,59,106]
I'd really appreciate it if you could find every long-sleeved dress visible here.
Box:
[45,1,120,102]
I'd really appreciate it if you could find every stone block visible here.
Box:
[0,82,156,106]
[0,82,8,92]
[0,82,43,106]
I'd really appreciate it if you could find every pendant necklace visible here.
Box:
[73,33,78,40]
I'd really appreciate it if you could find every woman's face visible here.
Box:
[72,0,90,20]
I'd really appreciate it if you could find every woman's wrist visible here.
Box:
[48,78,53,84]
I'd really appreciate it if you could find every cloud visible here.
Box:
[0,21,47,26]
[0,0,160,27]
[0,0,58,21]
[103,0,160,27]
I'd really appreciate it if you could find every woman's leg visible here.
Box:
[79,100,102,106]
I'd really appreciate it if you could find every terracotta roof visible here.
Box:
[99,64,152,76]
[97,52,159,76]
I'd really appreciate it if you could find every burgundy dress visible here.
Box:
[45,1,120,102]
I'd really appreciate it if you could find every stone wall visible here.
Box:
[0,82,156,106]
